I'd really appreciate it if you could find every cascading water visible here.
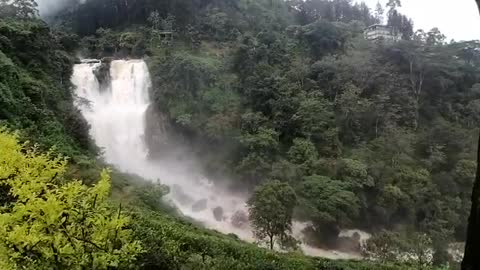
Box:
[73,60,150,172]
[72,59,254,239]
[72,59,365,260]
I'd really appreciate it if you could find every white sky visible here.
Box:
[358,0,480,41]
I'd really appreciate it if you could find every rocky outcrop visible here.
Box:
[92,61,111,91]
[145,104,171,159]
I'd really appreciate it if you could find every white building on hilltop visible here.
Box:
[364,24,401,42]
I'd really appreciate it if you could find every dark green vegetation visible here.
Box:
[1,0,479,269]
[0,17,92,158]
[65,0,478,266]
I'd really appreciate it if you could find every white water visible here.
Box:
[71,59,365,260]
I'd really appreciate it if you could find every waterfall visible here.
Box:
[71,59,365,260]
[71,59,253,239]
[72,60,150,172]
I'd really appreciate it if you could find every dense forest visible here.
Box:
[1,0,480,269]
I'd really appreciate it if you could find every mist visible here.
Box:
[36,0,84,17]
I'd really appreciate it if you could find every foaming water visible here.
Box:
[73,60,150,171]
[71,59,364,260]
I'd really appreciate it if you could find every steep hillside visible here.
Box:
[0,19,91,158]
[0,0,479,269]
[61,0,480,265]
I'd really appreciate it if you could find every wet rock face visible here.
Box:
[144,104,179,160]
[192,198,208,212]
[231,210,248,228]
[212,207,224,221]
[92,61,111,90]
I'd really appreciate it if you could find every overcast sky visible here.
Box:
[358,0,480,41]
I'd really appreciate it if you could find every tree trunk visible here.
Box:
[269,235,274,250]
[465,4,480,266]
[462,132,480,270]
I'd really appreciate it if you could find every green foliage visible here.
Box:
[247,180,296,250]
[293,96,338,156]
[121,1,478,260]
[132,206,426,270]
[4,0,479,268]
[132,180,172,212]
[364,230,434,268]
[297,175,359,227]
[0,129,143,269]
[0,19,92,159]
[299,20,352,60]
[287,138,318,175]
[336,158,373,188]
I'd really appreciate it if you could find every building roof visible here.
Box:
[364,24,393,30]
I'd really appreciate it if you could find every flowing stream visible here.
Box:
[71,59,364,260]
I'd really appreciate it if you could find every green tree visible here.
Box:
[337,158,373,188]
[247,180,296,250]
[0,129,143,269]
[287,138,318,175]
[299,20,351,60]
[147,10,161,30]
[237,126,279,183]
[296,175,359,241]
[293,96,338,156]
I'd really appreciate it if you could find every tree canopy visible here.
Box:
[247,180,296,250]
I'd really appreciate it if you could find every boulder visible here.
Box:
[212,206,224,221]
[231,210,248,228]
[192,198,208,212]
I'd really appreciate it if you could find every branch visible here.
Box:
[72,236,108,252]
[61,223,78,253]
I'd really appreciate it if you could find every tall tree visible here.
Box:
[247,180,296,250]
